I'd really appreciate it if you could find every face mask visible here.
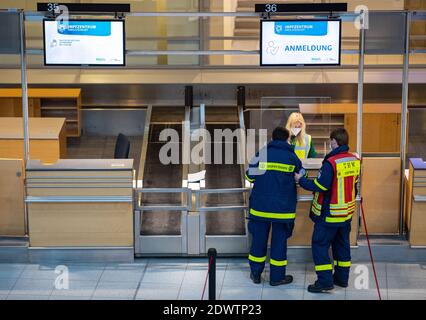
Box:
[291,128,302,136]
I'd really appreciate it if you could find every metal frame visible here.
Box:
[134,105,191,256]
[400,12,412,235]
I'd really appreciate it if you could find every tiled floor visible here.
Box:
[0,259,425,300]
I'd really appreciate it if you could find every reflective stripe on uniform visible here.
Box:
[314,179,328,191]
[250,208,296,220]
[315,264,333,271]
[245,174,255,183]
[270,259,288,267]
[334,260,351,268]
[248,254,266,263]
[325,214,353,223]
[258,162,295,173]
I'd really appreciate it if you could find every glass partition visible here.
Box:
[245,97,334,160]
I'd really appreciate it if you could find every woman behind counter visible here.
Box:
[285,112,317,159]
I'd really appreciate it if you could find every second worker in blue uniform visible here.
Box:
[245,127,304,286]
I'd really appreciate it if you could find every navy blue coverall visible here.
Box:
[245,140,303,282]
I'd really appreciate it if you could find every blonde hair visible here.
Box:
[285,112,307,146]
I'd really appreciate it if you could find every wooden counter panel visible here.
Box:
[28,202,133,247]
[288,202,313,246]
[0,88,81,99]
[288,202,359,246]
[300,103,401,114]
[26,170,133,178]
[0,159,25,236]
[26,187,133,197]
[361,157,401,234]
[409,202,426,246]
[0,139,61,163]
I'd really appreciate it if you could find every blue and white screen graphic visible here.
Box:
[44,20,125,65]
[261,20,341,66]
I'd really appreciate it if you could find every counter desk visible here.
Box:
[25,159,134,248]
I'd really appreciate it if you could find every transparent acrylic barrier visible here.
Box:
[246,97,335,159]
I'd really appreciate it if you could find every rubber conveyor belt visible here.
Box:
[204,124,246,236]
[140,123,182,236]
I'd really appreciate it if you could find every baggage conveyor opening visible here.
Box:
[135,106,190,255]
[204,123,246,236]
[140,123,182,236]
[195,105,250,254]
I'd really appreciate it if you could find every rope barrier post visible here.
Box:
[208,248,217,301]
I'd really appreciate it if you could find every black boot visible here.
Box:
[270,275,293,286]
[333,278,348,288]
[250,273,261,284]
[307,280,334,293]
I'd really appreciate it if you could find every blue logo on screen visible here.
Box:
[57,21,111,36]
[274,21,328,36]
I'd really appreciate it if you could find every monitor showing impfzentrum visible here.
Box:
[260,19,341,66]
[43,19,125,66]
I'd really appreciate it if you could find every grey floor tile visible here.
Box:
[7,295,50,300]
[67,266,105,282]
[223,266,262,287]
[136,283,180,300]
[100,267,144,283]
[0,278,18,295]
[148,258,189,266]
[351,263,387,278]
[50,295,91,300]
[286,263,307,275]
[0,264,26,279]
[387,263,426,279]
[304,288,346,300]
[182,266,226,288]
[178,283,206,300]
[10,278,54,296]
[92,281,138,299]
[388,290,426,300]
[387,276,426,293]
[20,265,58,280]
[262,287,304,300]
[220,285,263,300]
[346,289,386,300]
[91,297,130,300]
[141,266,186,285]
[51,280,98,298]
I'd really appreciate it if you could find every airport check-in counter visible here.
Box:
[406,158,426,247]
[25,159,134,250]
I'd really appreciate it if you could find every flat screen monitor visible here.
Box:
[260,19,341,66]
[43,19,125,66]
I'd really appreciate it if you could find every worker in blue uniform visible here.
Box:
[295,128,360,293]
[245,127,304,286]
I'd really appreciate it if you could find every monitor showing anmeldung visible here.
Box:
[260,19,341,66]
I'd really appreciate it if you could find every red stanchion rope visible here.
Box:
[201,255,213,300]
[360,197,382,300]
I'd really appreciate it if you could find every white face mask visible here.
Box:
[291,128,302,136]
